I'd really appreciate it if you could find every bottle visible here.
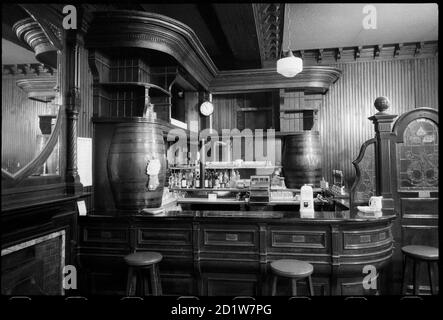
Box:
[181,172,187,188]
[204,171,209,188]
[195,172,200,188]
[189,171,194,188]
[208,171,213,188]
[168,174,173,188]
[223,170,229,186]
[214,171,220,188]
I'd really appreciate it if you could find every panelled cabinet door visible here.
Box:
[392,108,438,294]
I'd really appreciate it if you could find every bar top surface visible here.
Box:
[85,209,396,224]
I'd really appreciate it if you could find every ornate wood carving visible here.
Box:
[85,10,218,90]
[210,66,342,94]
[290,41,438,65]
[368,97,398,213]
[19,4,64,51]
[15,76,57,103]
[350,138,377,210]
[64,30,83,193]
[13,18,58,68]
[2,64,55,76]
[252,3,284,67]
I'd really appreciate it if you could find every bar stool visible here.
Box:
[401,245,438,295]
[124,251,163,296]
[270,259,314,296]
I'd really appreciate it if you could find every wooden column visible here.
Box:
[368,97,397,212]
[65,29,83,194]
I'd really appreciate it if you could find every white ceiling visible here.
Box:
[282,3,438,51]
[2,39,38,65]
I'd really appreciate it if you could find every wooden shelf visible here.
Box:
[205,164,281,170]
[177,198,244,204]
[171,187,248,192]
[97,82,171,96]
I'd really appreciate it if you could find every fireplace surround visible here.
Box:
[1,230,66,295]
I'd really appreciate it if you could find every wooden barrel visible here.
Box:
[282,132,322,189]
[107,119,166,210]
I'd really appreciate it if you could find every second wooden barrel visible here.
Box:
[107,119,166,210]
[282,132,322,189]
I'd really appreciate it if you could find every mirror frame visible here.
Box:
[1,4,64,185]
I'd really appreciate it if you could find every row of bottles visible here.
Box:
[169,170,201,189]
[168,169,241,189]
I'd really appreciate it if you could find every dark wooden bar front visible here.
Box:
[78,210,396,296]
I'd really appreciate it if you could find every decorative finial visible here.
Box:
[374,96,391,112]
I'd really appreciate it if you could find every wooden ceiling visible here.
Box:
[138,3,263,70]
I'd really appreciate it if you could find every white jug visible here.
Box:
[369,196,383,212]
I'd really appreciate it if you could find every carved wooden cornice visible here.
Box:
[252,3,284,67]
[13,17,58,68]
[16,76,57,103]
[19,4,64,51]
[2,63,55,76]
[210,66,342,94]
[85,10,218,90]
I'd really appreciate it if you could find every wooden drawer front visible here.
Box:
[82,227,128,244]
[343,227,392,250]
[138,227,192,246]
[202,227,258,249]
[203,273,258,296]
[271,230,327,249]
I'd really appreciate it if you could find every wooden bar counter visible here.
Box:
[78,208,396,296]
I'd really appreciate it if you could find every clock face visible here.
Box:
[200,101,214,116]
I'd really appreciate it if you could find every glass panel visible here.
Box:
[353,142,376,202]
[397,118,439,190]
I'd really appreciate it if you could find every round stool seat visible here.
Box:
[270,259,313,278]
[402,245,438,261]
[124,251,163,267]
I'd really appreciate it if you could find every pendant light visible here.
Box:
[277,5,303,77]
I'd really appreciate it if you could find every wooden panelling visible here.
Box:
[202,226,259,250]
[400,198,438,219]
[137,227,192,247]
[78,45,94,139]
[82,227,128,244]
[401,225,439,248]
[320,57,438,187]
[203,273,259,296]
[1,75,58,173]
[77,45,95,212]
[270,230,327,249]
[342,226,392,250]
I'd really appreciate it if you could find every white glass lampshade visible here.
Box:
[276,50,303,77]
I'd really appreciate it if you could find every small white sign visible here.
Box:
[77,137,92,187]
[208,193,217,201]
[418,190,431,198]
[77,200,87,216]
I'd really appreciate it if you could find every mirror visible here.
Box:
[1,4,61,182]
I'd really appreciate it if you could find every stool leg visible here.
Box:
[143,268,151,296]
[428,262,436,295]
[413,260,420,295]
[401,255,408,295]
[150,265,159,296]
[155,264,162,296]
[126,267,137,296]
[271,275,277,296]
[291,279,297,296]
[307,276,314,296]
